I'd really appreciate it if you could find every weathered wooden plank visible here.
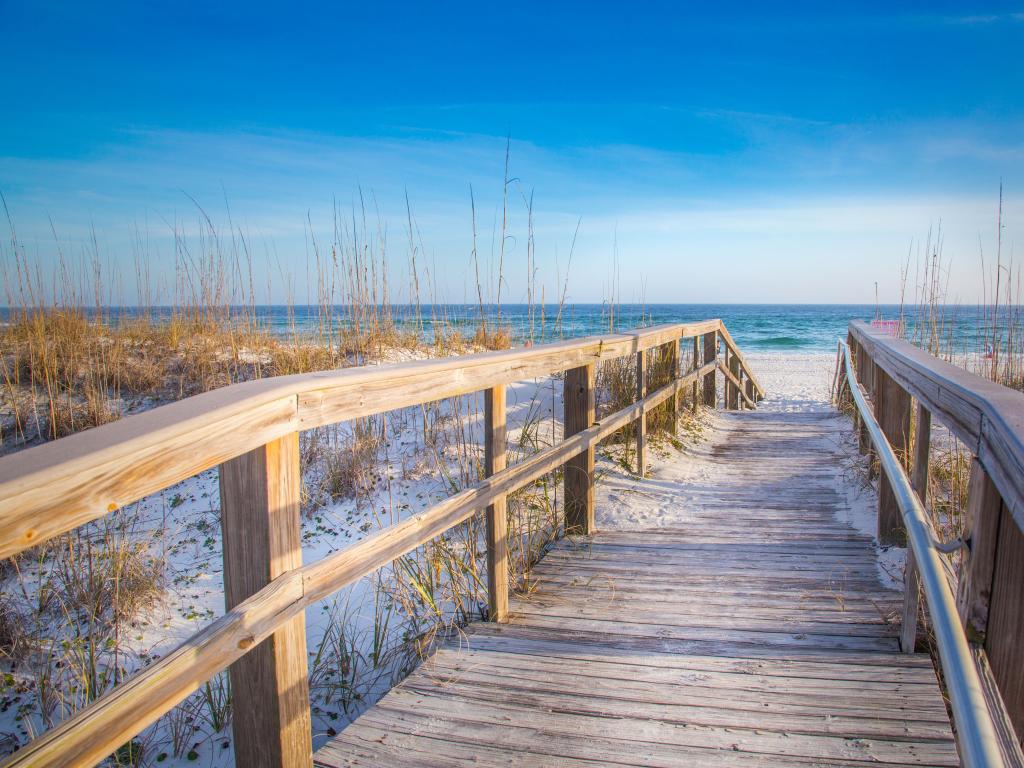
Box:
[485,384,509,622]
[957,458,1005,641]
[986,499,1024,742]
[729,350,741,410]
[972,646,1024,768]
[691,336,700,413]
[717,322,766,398]
[666,339,680,434]
[874,366,912,544]
[220,433,312,768]
[718,360,756,408]
[564,363,596,534]
[702,329,717,406]
[426,646,948,696]
[902,403,930,652]
[635,348,647,476]
[369,687,956,764]
[449,627,941,675]
[400,667,954,736]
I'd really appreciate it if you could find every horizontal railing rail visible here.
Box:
[847,320,1024,763]
[0,321,736,560]
[848,320,1023,525]
[838,340,1003,768]
[0,320,760,768]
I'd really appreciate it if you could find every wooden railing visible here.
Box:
[0,319,763,768]
[843,320,1024,764]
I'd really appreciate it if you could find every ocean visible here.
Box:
[2,303,1012,355]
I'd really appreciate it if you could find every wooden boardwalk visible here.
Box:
[317,408,958,766]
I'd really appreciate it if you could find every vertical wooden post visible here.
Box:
[564,364,595,535]
[901,403,930,653]
[728,353,740,410]
[691,337,699,413]
[852,341,873,459]
[875,366,911,545]
[957,458,1005,641]
[744,377,755,407]
[636,349,647,476]
[485,385,508,622]
[219,433,312,768]
[702,331,717,407]
[722,346,732,409]
[666,340,679,435]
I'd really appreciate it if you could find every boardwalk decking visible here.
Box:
[316,408,958,767]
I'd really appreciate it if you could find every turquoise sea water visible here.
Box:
[3,303,1013,354]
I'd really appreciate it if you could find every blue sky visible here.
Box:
[2,1,1022,304]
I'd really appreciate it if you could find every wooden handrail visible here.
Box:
[0,320,720,560]
[717,323,765,399]
[0,320,756,768]
[838,341,1004,767]
[0,360,725,768]
[848,320,1024,526]
[845,321,1024,762]
[717,360,756,408]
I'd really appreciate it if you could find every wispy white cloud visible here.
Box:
[0,116,1019,304]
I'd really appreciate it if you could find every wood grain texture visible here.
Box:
[717,323,766,398]
[485,385,509,622]
[722,346,733,409]
[666,340,680,435]
[987,505,1024,747]
[957,458,1005,641]
[901,404,931,653]
[728,352,741,410]
[874,366,911,545]
[974,646,1024,768]
[219,433,312,768]
[317,407,956,767]
[564,364,596,534]
[702,330,717,407]
[635,349,647,476]
[692,336,700,413]
[717,361,756,409]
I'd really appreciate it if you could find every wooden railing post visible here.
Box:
[485,385,508,622]
[875,366,912,545]
[564,364,595,535]
[744,377,755,407]
[691,337,700,413]
[957,459,1004,641]
[849,336,872,459]
[219,433,312,768]
[636,349,647,476]
[902,402,931,652]
[722,346,732,409]
[728,353,741,410]
[702,330,717,407]
[666,340,680,435]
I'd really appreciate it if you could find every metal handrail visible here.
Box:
[838,340,1003,767]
